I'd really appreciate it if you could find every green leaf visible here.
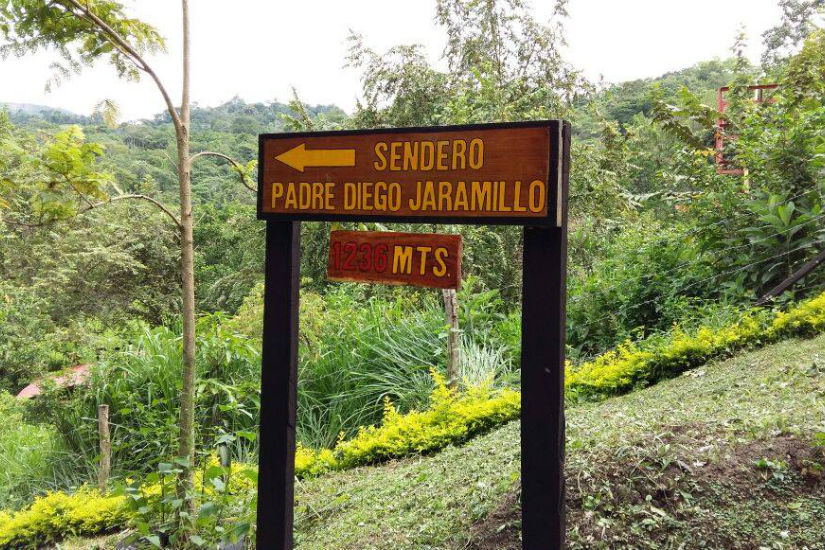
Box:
[210,477,226,492]
[204,465,224,481]
[199,501,219,517]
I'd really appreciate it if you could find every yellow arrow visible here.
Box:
[275,143,356,172]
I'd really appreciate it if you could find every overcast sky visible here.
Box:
[1,0,782,121]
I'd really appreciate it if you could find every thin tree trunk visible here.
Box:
[443,288,460,389]
[176,0,196,508]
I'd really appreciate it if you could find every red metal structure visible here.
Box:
[716,84,779,175]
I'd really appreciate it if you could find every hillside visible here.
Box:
[288,334,823,550]
[0,102,75,115]
[61,331,825,550]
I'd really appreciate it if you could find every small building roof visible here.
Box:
[15,364,92,399]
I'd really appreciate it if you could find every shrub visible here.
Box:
[5,290,825,546]
[566,290,825,399]
[297,289,825,475]
[566,217,719,357]
[0,457,260,550]
[294,370,520,478]
[0,489,129,550]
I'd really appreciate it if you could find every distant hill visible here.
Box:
[1,102,77,116]
[2,97,347,131]
[573,57,753,137]
[1,102,90,125]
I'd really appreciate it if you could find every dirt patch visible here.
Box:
[467,435,825,550]
[705,434,824,487]
[466,490,521,550]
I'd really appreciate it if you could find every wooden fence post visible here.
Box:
[443,288,460,389]
[97,404,111,492]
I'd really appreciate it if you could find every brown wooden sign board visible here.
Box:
[257,121,562,226]
[255,120,571,550]
[327,230,461,289]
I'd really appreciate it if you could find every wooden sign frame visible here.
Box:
[255,120,571,550]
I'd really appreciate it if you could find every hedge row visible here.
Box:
[296,371,520,477]
[0,458,258,550]
[566,290,825,399]
[0,489,129,549]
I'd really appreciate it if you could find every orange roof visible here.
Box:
[15,364,92,399]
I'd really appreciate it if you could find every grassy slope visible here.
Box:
[66,334,825,550]
[294,334,825,550]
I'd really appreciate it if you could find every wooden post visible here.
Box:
[520,121,569,550]
[443,288,460,389]
[756,246,825,305]
[256,220,301,550]
[97,404,111,492]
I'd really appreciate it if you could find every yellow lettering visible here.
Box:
[325,182,335,210]
[390,142,402,171]
[433,247,448,277]
[403,142,419,171]
[416,246,432,275]
[497,181,511,212]
[272,183,284,208]
[344,183,357,210]
[454,181,468,210]
[284,184,297,209]
[422,181,437,210]
[420,142,435,170]
[529,180,545,213]
[374,142,388,170]
[452,140,466,170]
[438,181,453,211]
[469,138,484,169]
[512,180,526,212]
[472,181,492,211]
[389,182,402,211]
[436,141,449,170]
[393,245,413,274]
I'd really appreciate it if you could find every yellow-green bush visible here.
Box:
[295,371,520,477]
[0,459,260,550]
[566,291,825,399]
[0,489,129,550]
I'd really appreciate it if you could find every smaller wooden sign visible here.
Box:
[327,230,462,289]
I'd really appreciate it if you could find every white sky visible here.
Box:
[1,0,782,121]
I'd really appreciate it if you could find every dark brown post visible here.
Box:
[520,121,569,550]
[256,220,301,550]
[97,404,111,492]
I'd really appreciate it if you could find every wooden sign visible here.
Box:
[258,121,563,226]
[327,230,461,289]
[255,121,571,550]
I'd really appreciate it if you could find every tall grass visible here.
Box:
[0,393,93,509]
[294,285,520,447]
[296,295,446,447]
[35,317,262,478]
[459,336,517,388]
